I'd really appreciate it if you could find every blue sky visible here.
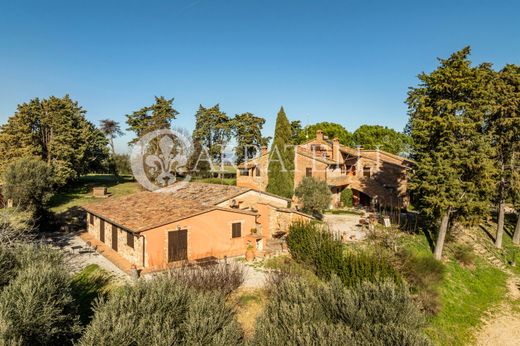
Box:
[1,0,519,153]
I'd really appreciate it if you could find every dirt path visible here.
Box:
[474,276,520,346]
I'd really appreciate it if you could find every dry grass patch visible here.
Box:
[229,288,267,339]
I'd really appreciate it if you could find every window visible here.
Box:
[255,167,261,177]
[363,166,371,178]
[232,222,241,238]
[127,231,134,249]
[239,169,249,176]
[306,167,312,177]
[89,213,94,226]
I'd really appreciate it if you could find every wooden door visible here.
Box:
[112,225,118,251]
[99,219,105,242]
[168,229,188,262]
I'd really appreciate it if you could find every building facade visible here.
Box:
[237,130,413,209]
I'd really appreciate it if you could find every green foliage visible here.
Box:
[126,96,178,144]
[397,249,445,315]
[190,104,232,167]
[2,157,54,211]
[98,119,123,156]
[169,263,244,296]
[70,264,112,326]
[266,107,295,199]
[293,121,353,145]
[252,276,430,346]
[340,188,354,207]
[294,176,332,215]
[112,153,131,176]
[231,112,266,164]
[451,243,476,266]
[79,275,243,345]
[0,95,109,187]
[353,124,412,155]
[287,222,401,287]
[0,245,80,345]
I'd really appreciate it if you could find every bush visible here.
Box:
[397,249,445,315]
[0,262,80,345]
[79,275,243,345]
[340,188,354,207]
[295,176,332,216]
[169,263,244,295]
[2,157,54,211]
[452,243,475,266]
[287,221,401,287]
[251,276,430,345]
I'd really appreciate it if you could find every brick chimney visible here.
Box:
[261,145,268,156]
[332,138,340,162]
[316,130,324,141]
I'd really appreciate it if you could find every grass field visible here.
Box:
[49,175,140,213]
[399,231,510,345]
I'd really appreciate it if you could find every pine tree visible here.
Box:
[0,95,109,186]
[406,47,496,259]
[126,96,178,144]
[266,107,294,199]
[231,112,266,164]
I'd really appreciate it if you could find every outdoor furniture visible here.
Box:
[71,245,82,254]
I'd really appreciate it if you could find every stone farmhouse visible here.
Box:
[82,182,312,271]
[237,130,414,209]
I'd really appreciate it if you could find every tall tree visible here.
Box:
[267,107,295,199]
[290,120,303,144]
[231,113,266,164]
[406,47,496,260]
[352,125,412,155]
[126,96,178,144]
[294,122,353,145]
[491,64,520,248]
[0,95,109,187]
[99,119,123,155]
[191,104,232,164]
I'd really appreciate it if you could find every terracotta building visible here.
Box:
[237,130,414,208]
[82,182,312,270]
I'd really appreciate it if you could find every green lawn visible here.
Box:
[49,174,140,213]
[399,232,509,346]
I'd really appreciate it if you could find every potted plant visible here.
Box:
[245,242,255,262]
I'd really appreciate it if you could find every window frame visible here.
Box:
[126,231,134,249]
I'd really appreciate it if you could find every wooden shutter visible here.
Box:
[232,223,241,238]
[306,167,312,177]
[127,231,134,249]
[99,219,105,242]
[168,230,188,262]
[89,213,94,225]
[112,225,118,251]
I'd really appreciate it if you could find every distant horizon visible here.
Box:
[1,0,518,153]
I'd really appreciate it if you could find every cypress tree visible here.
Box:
[406,47,496,259]
[266,107,294,199]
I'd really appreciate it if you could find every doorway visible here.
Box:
[168,229,188,262]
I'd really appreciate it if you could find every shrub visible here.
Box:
[294,176,332,216]
[0,262,80,345]
[0,246,16,288]
[252,276,430,345]
[2,157,54,211]
[340,188,354,207]
[397,249,445,315]
[287,221,401,287]
[452,243,475,266]
[79,275,243,345]
[169,263,244,295]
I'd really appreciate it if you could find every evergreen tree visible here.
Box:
[490,64,520,247]
[406,47,496,260]
[266,107,294,199]
[231,112,266,164]
[126,96,178,144]
[352,125,412,155]
[191,104,232,164]
[0,95,109,187]
[99,119,123,156]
